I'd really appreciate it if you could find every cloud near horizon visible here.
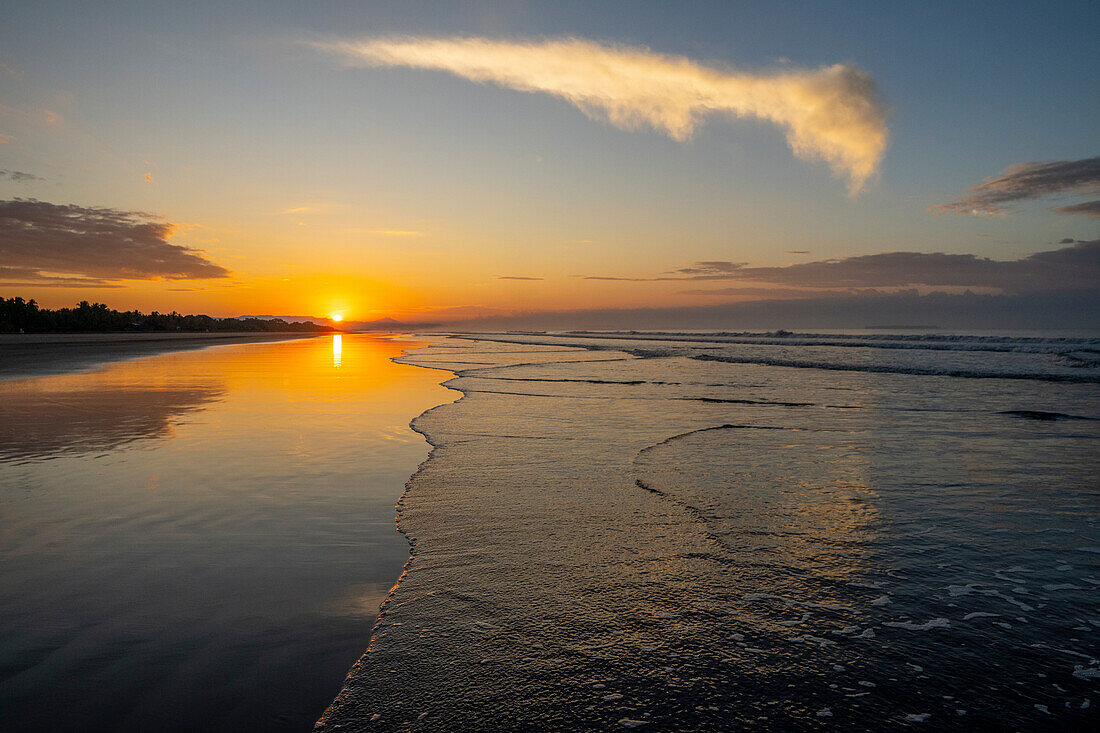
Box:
[1053,200,1100,219]
[0,199,230,287]
[1,169,43,183]
[323,36,889,192]
[930,157,1100,217]
[678,286,891,298]
[581,240,1100,295]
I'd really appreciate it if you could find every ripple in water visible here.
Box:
[320,334,1099,731]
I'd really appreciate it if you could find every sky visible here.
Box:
[1,1,1097,326]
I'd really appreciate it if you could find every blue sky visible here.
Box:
[1,1,1097,319]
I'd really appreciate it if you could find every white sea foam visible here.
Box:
[1072,666,1100,680]
[883,618,950,631]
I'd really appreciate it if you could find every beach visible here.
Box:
[2,329,1097,731]
[6,3,1095,730]
[0,334,453,732]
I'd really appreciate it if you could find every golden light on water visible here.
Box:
[333,334,343,368]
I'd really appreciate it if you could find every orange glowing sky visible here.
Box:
[1,3,1096,325]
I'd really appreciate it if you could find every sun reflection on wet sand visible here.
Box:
[0,334,454,732]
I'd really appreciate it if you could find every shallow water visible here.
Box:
[320,332,1099,731]
[0,334,452,732]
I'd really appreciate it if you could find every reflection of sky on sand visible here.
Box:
[0,383,225,460]
[0,334,453,732]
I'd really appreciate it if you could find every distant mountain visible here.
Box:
[237,314,437,331]
[237,315,330,326]
[355,317,408,330]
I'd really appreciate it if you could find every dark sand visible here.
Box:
[0,332,326,380]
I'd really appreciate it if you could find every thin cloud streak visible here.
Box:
[497,276,544,281]
[1054,200,1100,219]
[0,199,230,285]
[323,36,889,192]
[0,169,43,182]
[678,286,877,298]
[930,157,1100,216]
[0,266,122,288]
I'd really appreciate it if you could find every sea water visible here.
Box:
[320,331,1099,731]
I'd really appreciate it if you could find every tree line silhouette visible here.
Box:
[1,297,332,334]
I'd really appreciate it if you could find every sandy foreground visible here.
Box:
[0,332,326,380]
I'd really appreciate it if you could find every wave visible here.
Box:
[563,330,1100,356]
[689,353,1100,383]
[450,332,1100,383]
[998,410,1098,421]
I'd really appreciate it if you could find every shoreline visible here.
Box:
[0,331,328,381]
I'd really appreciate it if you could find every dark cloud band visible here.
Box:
[0,199,229,286]
[0,170,43,183]
[930,157,1100,216]
[580,240,1100,295]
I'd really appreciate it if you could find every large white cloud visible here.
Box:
[322,36,889,192]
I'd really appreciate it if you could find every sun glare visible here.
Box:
[331,313,343,322]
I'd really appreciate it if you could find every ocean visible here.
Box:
[319,330,1099,731]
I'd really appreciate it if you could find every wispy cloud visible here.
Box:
[343,227,429,237]
[0,266,122,288]
[0,169,43,182]
[496,275,543,281]
[0,199,230,286]
[678,286,866,298]
[930,157,1100,216]
[321,36,889,192]
[1053,200,1100,219]
[0,61,22,79]
[580,240,1100,294]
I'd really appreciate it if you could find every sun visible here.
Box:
[331,313,343,322]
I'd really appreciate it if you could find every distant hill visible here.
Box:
[237,315,330,326]
[238,314,435,331]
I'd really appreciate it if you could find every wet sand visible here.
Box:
[0,332,327,380]
[0,333,454,732]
